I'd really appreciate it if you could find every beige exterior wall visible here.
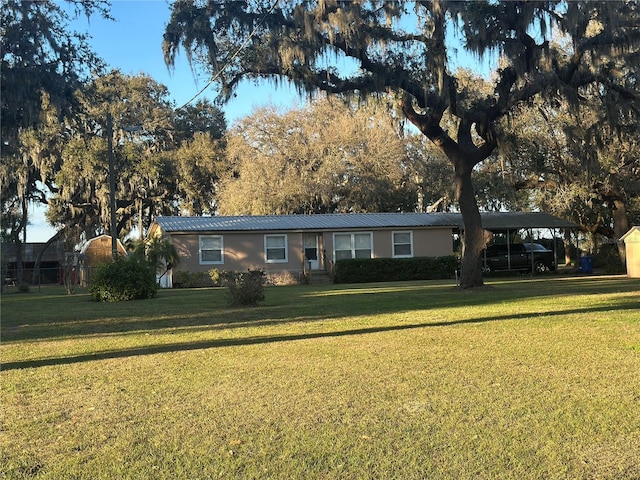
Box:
[169,227,454,276]
[394,228,453,258]
[171,231,307,275]
[321,228,453,260]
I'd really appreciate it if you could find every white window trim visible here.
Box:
[199,235,224,265]
[264,234,288,263]
[392,230,414,258]
[333,232,373,261]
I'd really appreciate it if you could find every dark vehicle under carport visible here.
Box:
[482,242,556,273]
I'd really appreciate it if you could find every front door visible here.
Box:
[304,234,319,270]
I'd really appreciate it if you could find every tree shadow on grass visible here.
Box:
[0,282,483,342]
[2,302,638,371]
[4,276,638,343]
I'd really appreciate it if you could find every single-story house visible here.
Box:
[148,212,577,286]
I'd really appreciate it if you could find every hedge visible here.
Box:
[172,270,212,288]
[333,256,458,284]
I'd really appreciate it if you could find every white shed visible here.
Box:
[620,226,640,278]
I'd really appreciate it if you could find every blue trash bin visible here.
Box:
[579,255,593,274]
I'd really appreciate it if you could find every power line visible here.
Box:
[175,0,280,110]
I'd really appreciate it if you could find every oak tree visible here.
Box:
[1,0,109,281]
[173,99,227,215]
[164,1,640,287]
[217,98,418,215]
[47,70,178,242]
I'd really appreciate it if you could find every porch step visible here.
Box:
[308,271,333,285]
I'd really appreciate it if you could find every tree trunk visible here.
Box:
[563,230,574,266]
[12,235,24,285]
[455,164,484,289]
[13,195,29,284]
[32,229,63,285]
[400,97,493,289]
[612,198,629,265]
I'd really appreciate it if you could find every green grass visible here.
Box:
[2,276,639,479]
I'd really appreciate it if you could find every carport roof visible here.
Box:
[154,212,577,233]
[474,212,578,231]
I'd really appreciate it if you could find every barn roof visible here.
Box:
[79,234,127,254]
[154,212,577,233]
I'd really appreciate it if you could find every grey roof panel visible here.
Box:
[155,213,459,232]
[155,212,577,233]
[479,212,578,230]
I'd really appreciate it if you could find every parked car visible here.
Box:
[483,242,555,273]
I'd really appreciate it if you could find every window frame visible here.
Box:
[333,232,373,261]
[392,231,414,258]
[264,234,288,263]
[199,235,224,265]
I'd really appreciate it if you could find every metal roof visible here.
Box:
[1,242,60,263]
[154,212,577,233]
[476,212,578,230]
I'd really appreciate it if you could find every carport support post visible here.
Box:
[507,229,512,270]
[553,229,559,274]
[529,228,534,275]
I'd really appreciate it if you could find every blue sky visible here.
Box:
[72,0,304,124]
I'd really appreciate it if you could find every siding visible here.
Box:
[171,227,454,275]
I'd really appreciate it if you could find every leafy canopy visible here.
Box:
[218,97,421,215]
[1,0,109,243]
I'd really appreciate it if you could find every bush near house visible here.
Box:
[221,269,266,306]
[88,257,157,302]
[212,268,299,287]
[173,269,299,289]
[334,256,458,284]
[173,271,212,288]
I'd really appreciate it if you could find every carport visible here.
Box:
[452,212,579,273]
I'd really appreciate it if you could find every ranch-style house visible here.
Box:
[148,212,577,287]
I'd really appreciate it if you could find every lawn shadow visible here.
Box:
[2,301,637,372]
[2,276,637,344]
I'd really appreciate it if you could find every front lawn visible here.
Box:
[2,276,639,479]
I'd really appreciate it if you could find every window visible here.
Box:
[200,235,223,264]
[334,233,372,260]
[265,234,288,263]
[393,231,413,258]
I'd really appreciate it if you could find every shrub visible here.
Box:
[221,269,266,306]
[594,244,626,274]
[172,271,212,288]
[17,283,30,293]
[208,268,228,287]
[334,256,458,284]
[266,271,300,286]
[89,257,157,302]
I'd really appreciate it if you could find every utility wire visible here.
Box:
[175,0,280,110]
